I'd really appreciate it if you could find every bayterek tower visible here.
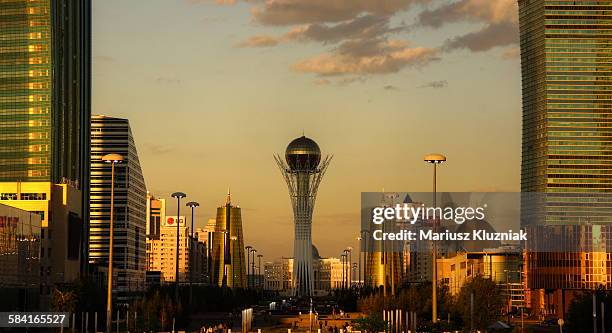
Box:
[275,136,332,297]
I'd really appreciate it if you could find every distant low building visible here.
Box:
[264,246,344,296]
[437,246,524,310]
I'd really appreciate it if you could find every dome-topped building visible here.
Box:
[285,136,321,171]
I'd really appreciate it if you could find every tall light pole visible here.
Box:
[172,192,187,304]
[341,253,346,289]
[230,236,238,288]
[347,247,353,288]
[257,254,263,289]
[251,248,257,289]
[245,245,253,288]
[102,153,123,333]
[357,236,362,287]
[361,230,370,287]
[424,153,446,324]
[186,201,199,305]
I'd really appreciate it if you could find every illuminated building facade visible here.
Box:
[209,192,247,288]
[145,193,165,270]
[437,247,525,310]
[0,0,91,279]
[518,0,612,316]
[364,193,405,294]
[264,252,344,295]
[89,115,147,293]
[147,216,189,283]
[0,203,41,310]
[275,135,332,297]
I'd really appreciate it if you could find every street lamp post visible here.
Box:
[424,153,446,324]
[341,253,346,289]
[257,254,263,289]
[245,245,253,288]
[361,230,370,287]
[251,248,257,289]
[171,192,187,304]
[230,236,238,288]
[357,236,362,287]
[186,201,199,305]
[102,153,123,333]
[346,247,352,288]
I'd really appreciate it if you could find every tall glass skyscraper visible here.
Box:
[0,0,91,279]
[519,0,612,316]
[0,0,91,184]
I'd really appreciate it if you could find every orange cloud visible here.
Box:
[293,41,439,76]
[418,0,517,28]
[236,35,282,47]
[252,0,427,26]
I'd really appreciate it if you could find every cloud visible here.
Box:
[236,35,282,47]
[291,14,397,43]
[418,80,447,88]
[293,39,439,76]
[501,46,520,60]
[443,21,518,52]
[417,0,517,28]
[237,15,404,48]
[252,0,428,26]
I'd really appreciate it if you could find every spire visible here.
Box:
[226,187,231,205]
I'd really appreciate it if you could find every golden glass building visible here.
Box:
[519,0,612,316]
[209,191,247,288]
[0,0,91,293]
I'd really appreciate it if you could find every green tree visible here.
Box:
[454,275,504,330]
[354,314,388,333]
[567,291,612,332]
[51,288,77,312]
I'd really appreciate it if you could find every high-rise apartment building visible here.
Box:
[148,215,189,283]
[0,0,92,298]
[518,0,612,316]
[145,192,165,270]
[89,115,147,294]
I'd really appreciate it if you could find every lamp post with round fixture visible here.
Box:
[251,248,257,288]
[257,254,263,289]
[423,153,446,324]
[357,236,362,287]
[101,153,123,333]
[346,247,352,288]
[245,245,253,288]
[171,192,187,303]
[186,201,199,304]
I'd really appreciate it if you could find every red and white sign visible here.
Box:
[163,216,186,227]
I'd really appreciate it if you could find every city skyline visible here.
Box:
[92,0,522,259]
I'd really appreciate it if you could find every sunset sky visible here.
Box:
[92,0,522,260]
